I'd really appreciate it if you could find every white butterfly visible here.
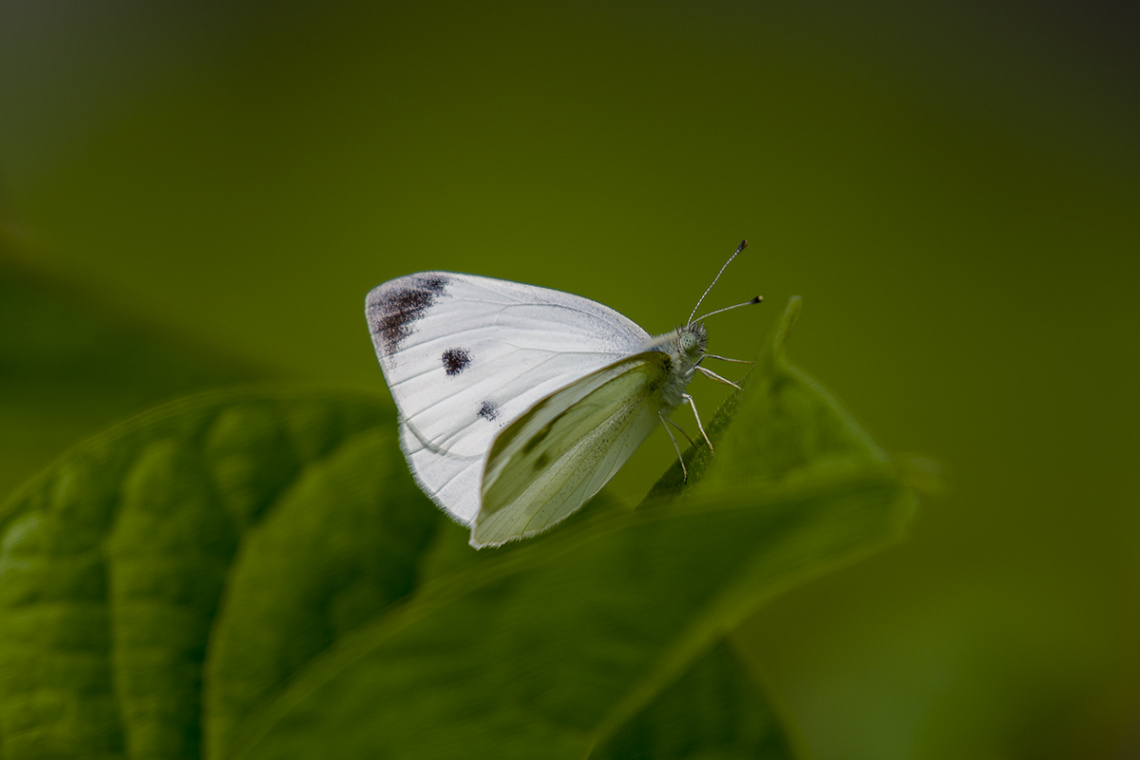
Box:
[365,240,758,548]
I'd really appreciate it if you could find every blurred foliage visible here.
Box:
[0,0,1137,758]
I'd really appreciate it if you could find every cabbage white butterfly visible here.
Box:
[365,240,759,548]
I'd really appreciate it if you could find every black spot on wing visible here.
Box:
[477,400,500,421]
[368,275,449,354]
[442,348,471,376]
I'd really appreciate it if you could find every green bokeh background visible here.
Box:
[1,1,1137,758]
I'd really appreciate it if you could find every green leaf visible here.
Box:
[0,391,436,759]
[224,466,905,760]
[0,300,917,759]
[589,641,795,760]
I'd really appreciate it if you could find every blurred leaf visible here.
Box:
[227,466,906,760]
[0,239,265,499]
[0,391,429,759]
[0,301,916,759]
[590,641,795,760]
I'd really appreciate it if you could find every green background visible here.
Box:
[1,1,1137,757]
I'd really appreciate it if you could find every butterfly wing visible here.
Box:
[365,272,650,524]
[472,351,674,548]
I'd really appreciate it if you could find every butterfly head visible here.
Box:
[676,322,708,366]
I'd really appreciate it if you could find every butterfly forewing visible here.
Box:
[472,352,674,548]
[365,272,650,523]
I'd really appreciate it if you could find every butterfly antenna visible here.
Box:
[691,295,763,324]
[687,239,748,326]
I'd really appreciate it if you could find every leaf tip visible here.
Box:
[893,453,948,498]
[770,296,803,360]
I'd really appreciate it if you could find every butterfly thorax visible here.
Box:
[643,322,707,410]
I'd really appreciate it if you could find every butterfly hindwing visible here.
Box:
[472,351,674,548]
[365,272,651,523]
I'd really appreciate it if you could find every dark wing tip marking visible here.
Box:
[367,274,450,355]
[442,347,471,376]
[477,400,500,421]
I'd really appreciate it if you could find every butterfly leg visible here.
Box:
[696,365,741,390]
[703,353,753,364]
[684,393,714,453]
[658,412,688,482]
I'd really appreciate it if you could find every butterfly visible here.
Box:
[365,240,759,548]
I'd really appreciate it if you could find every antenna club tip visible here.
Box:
[739,239,748,250]
[752,295,764,304]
